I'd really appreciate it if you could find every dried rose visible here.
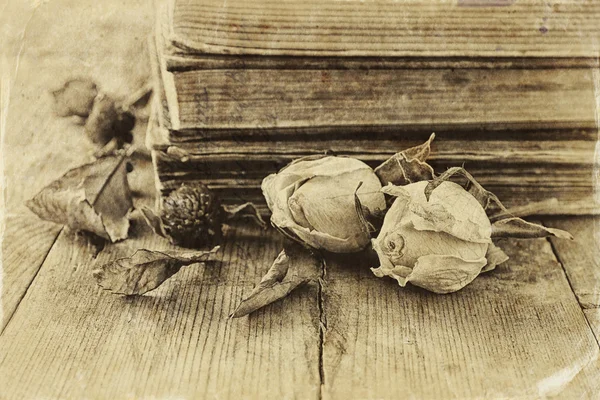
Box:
[262,156,386,253]
[372,181,493,293]
[232,136,437,317]
[372,169,573,293]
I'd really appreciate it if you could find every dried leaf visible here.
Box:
[93,246,219,295]
[374,133,435,186]
[140,206,168,238]
[424,167,572,240]
[51,78,98,117]
[222,202,267,229]
[490,198,560,220]
[26,153,133,242]
[491,218,573,240]
[231,243,321,318]
[354,182,374,234]
[424,166,505,218]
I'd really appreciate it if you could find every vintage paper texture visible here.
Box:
[1,0,599,398]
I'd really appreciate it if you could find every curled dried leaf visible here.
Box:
[231,243,321,318]
[93,246,220,295]
[374,133,435,186]
[354,182,376,235]
[491,218,573,240]
[26,153,133,242]
[424,166,505,217]
[140,206,168,238]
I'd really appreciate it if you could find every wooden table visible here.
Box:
[2,0,599,398]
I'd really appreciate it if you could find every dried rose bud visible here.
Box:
[262,156,386,253]
[371,180,493,293]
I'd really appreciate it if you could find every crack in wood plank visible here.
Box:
[546,235,600,348]
[1,221,62,334]
[317,256,327,399]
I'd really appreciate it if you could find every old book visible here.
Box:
[148,0,599,215]
[152,0,599,138]
[164,0,600,68]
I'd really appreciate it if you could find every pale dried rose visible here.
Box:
[372,180,494,293]
[262,156,386,253]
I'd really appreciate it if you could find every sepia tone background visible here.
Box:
[1,0,600,398]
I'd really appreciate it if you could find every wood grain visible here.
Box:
[169,0,600,59]
[319,236,600,399]
[0,0,153,332]
[545,217,600,309]
[585,309,600,341]
[1,212,61,332]
[0,158,321,399]
[169,68,596,133]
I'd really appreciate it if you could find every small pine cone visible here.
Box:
[160,183,223,248]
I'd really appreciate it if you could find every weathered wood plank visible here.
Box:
[320,236,600,399]
[169,0,600,59]
[0,158,321,399]
[0,0,153,331]
[545,217,600,309]
[585,309,600,341]
[1,212,61,332]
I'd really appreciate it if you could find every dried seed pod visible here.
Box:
[160,184,223,248]
[142,184,266,249]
